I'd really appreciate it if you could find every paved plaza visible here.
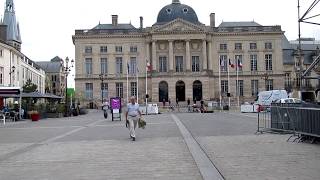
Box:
[0,110,319,180]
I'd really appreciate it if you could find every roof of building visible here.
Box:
[218,21,262,27]
[36,57,62,73]
[155,0,200,25]
[2,0,21,43]
[92,23,136,30]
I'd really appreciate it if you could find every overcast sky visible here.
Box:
[2,0,320,87]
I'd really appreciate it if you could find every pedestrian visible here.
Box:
[125,96,142,141]
[187,98,191,112]
[162,98,166,108]
[176,98,180,112]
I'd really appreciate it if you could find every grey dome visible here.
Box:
[156,1,199,24]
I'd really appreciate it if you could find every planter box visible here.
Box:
[46,113,64,118]
[31,114,40,121]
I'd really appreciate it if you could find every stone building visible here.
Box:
[37,56,66,96]
[73,0,286,107]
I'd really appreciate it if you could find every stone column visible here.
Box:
[208,40,213,71]
[152,41,157,71]
[169,40,174,71]
[185,40,191,71]
[202,40,207,70]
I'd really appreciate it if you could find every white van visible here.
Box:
[256,90,288,106]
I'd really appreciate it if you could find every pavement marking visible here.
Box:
[226,112,258,119]
[171,114,224,180]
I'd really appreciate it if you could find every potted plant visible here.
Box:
[29,110,40,121]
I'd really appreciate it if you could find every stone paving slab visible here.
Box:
[0,137,202,180]
[198,134,320,180]
[0,143,32,157]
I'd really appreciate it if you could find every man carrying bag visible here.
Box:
[125,96,142,141]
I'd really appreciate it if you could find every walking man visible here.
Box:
[125,96,142,141]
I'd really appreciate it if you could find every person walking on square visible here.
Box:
[187,98,191,112]
[125,96,142,141]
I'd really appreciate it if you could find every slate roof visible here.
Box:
[3,0,21,43]
[218,21,262,27]
[93,24,136,30]
[36,56,62,73]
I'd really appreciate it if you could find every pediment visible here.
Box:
[152,18,205,33]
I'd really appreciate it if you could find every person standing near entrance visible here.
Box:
[125,96,142,141]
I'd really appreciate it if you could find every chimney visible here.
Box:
[210,13,215,27]
[140,16,143,29]
[112,15,118,26]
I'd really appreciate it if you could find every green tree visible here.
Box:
[23,79,38,93]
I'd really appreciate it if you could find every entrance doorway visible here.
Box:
[159,81,168,102]
[193,80,202,101]
[176,81,185,102]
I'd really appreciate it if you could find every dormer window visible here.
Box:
[183,8,188,13]
[166,8,172,14]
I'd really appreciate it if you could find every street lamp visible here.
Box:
[9,65,15,86]
[99,73,106,104]
[61,57,74,116]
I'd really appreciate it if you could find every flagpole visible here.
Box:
[136,68,139,103]
[145,62,148,115]
[127,62,129,105]
[219,57,222,108]
[236,57,239,107]
[228,59,231,108]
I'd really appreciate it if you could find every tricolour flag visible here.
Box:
[146,62,152,72]
[229,59,235,68]
[238,59,243,68]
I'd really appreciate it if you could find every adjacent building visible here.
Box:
[0,0,45,93]
[37,56,66,96]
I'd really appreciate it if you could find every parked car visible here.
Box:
[274,98,302,104]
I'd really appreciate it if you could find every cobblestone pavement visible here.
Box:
[0,110,319,179]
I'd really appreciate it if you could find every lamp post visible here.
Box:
[99,73,106,104]
[61,57,74,117]
[9,66,15,86]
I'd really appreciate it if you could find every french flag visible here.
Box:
[146,62,152,72]
[238,59,243,68]
[229,59,235,68]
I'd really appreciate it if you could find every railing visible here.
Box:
[257,103,320,142]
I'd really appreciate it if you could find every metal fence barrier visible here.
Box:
[257,103,320,141]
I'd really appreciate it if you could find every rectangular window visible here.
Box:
[219,44,227,51]
[235,55,243,71]
[265,42,272,49]
[85,83,93,100]
[100,58,108,74]
[236,80,244,96]
[85,46,92,53]
[192,56,200,72]
[175,56,183,72]
[131,82,137,97]
[115,46,123,53]
[116,57,123,74]
[265,79,273,91]
[251,80,259,96]
[0,67,3,85]
[250,43,257,50]
[219,55,228,72]
[130,57,137,74]
[85,58,92,75]
[0,49,3,57]
[101,83,108,100]
[100,46,107,53]
[250,54,258,71]
[265,54,273,71]
[130,46,138,53]
[285,73,291,89]
[116,82,123,98]
[159,56,167,72]
[221,80,228,95]
[235,43,242,50]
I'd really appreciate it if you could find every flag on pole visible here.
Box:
[146,62,152,72]
[127,62,130,74]
[238,59,243,68]
[229,59,235,68]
